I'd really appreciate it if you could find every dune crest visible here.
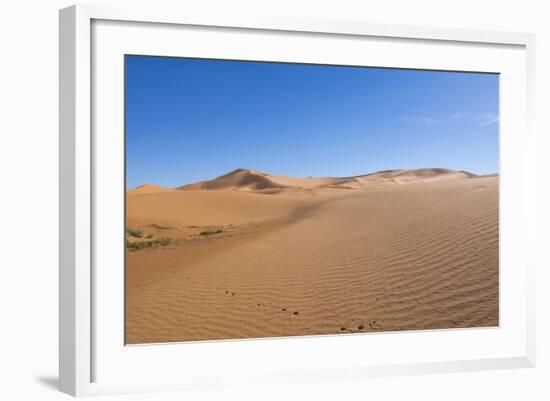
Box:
[174,167,481,193]
[127,184,175,196]
[329,168,477,188]
[177,168,288,192]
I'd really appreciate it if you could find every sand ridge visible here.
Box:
[127,184,175,196]
[173,167,475,194]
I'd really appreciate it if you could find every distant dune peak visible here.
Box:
[361,168,474,177]
[345,168,479,186]
[220,168,257,177]
[172,167,487,193]
[133,184,160,190]
[177,168,287,192]
[128,184,174,196]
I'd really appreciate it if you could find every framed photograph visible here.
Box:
[59,4,536,396]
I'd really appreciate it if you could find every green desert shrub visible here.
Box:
[156,237,172,246]
[126,237,172,251]
[148,224,172,230]
[199,228,224,236]
[126,228,144,238]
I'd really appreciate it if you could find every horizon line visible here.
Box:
[127,166,500,190]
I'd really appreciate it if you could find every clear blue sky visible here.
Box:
[126,55,499,188]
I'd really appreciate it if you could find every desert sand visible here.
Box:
[125,168,499,344]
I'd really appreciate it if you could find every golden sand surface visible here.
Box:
[125,169,498,344]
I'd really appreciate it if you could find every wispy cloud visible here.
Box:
[403,112,499,128]
[472,113,499,127]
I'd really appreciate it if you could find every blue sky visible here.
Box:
[126,55,499,188]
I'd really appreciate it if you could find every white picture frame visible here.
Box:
[59,4,536,397]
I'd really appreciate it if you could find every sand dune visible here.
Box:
[177,168,299,192]
[324,168,476,189]
[127,184,174,196]
[126,168,498,344]
[354,167,475,183]
[175,167,477,193]
[176,168,345,194]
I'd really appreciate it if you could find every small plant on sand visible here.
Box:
[156,237,172,246]
[199,228,224,236]
[126,228,144,238]
[148,223,172,230]
[126,237,172,251]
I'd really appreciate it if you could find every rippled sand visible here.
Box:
[125,169,498,344]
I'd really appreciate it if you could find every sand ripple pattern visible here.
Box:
[126,176,498,343]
